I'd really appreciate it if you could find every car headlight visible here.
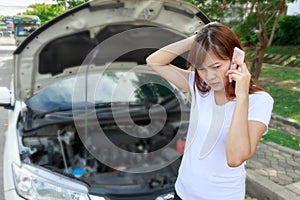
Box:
[155,192,174,200]
[12,163,90,200]
[89,194,110,200]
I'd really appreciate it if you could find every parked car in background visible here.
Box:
[1,0,209,199]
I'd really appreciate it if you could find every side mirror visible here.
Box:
[0,87,12,109]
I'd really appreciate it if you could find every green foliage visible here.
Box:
[68,0,89,9]
[56,0,89,9]
[273,15,300,45]
[233,13,258,46]
[22,1,89,25]
[261,128,300,151]
[24,4,65,25]
[183,0,226,22]
[265,46,300,56]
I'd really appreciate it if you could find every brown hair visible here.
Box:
[186,22,263,100]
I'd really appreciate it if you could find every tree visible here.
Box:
[184,0,227,22]
[249,0,289,80]
[23,4,65,25]
[56,0,89,10]
[185,0,296,80]
[23,1,89,25]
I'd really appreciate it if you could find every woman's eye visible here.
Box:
[213,65,220,69]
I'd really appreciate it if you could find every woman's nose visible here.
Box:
[206,68,216,80]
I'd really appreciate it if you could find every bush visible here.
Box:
[273,15,300,45]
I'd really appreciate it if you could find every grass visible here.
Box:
[255,61,300,151]
[257,64,300,122]
[261,128,300,151]
[265,46,300,56]
[246,45,300,56]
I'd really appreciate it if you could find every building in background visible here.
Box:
[287,0,300,15]
[0,16,14,37]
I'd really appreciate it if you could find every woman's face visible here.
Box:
[196,53,230,92]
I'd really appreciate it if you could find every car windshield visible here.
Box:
[26,71,178,112]
[16,26,38,37]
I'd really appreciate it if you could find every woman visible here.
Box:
[146,22,273,200]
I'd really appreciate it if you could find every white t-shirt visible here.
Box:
[175,71,274,200]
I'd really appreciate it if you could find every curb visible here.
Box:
[270,114,300,137]
[246,170,300,200]
[249,54,300,68]
[246,142,300,199]
[265,141,300,156]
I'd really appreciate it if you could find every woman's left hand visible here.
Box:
[226,62,251,99]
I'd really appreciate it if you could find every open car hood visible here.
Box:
[13,0,209,101]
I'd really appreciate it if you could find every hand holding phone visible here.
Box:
[231,47,245,70]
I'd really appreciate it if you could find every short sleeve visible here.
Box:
[248,92,274,135]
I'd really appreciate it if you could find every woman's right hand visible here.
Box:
[226,62,251,99]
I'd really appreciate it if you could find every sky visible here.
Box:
[0,0,299,16]
[0,0,56,16]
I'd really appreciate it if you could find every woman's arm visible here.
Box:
[226,98,267,167]
[225,63,267,167]
[146,35,196,93]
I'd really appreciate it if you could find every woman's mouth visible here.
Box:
[209,82,219,87]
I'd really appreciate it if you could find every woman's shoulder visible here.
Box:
[249,91,274,104]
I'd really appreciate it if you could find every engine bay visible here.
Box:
[18,112,188,195]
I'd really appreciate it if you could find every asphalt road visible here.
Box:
[0,36,16,200]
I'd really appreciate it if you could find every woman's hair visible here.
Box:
[186,22,263,100]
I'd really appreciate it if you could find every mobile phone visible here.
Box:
[232,47,245,69]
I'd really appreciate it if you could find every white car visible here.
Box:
[1,0,209,199]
